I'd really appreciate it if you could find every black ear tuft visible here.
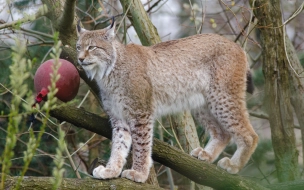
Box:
[246,71,254,94]
[110,16,115,29]
[76,21,87,37]
[77,20,82,33]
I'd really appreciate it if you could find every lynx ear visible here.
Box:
[76,21,87,37]
[104,17,116,41]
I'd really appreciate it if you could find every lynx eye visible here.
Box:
[88,46,97,51]
[76,45,81,51]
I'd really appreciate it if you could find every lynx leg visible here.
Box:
[191,108,231,163]
[93,119,131,179]
[121,118,153,183]
[210,95,258,174]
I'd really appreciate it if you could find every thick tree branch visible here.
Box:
[58,0,77,34]
[41,0,77,45]
[120,0,161,45]
[51,106,268,190]
[1,174,162,190]
[40,0,78,61]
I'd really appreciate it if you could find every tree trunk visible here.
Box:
[285,37,304,168]
[251,0,300,182]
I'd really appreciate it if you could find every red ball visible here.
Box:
[34,59,80,102]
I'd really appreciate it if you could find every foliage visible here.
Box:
[0,38,30,189]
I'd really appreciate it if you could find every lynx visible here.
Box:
[76,21,258,183]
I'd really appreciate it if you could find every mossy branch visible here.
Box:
[58,0,77,34]
[1,173,163,190]
[120,0,161,45]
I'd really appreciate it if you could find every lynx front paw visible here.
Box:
[121,169,148,183]
[93,165,121,179]
[217,157,239,174]
[190,147,212,163]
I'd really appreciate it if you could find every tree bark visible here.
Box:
[251,0,300,182]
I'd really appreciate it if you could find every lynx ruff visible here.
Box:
[76,22,258,183]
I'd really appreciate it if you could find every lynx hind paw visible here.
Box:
[93,165,120,179]
[121,169,148,183]
[217,157,239,174]
[190,147,212,163]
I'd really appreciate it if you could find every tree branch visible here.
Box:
[58,0,77,34]
[1,174,163,190]
[249,111,300,129]
[51,106,268,190]
[120,0,161,45]
[0,5,48,30]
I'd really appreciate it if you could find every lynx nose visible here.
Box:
[78,58,84,63]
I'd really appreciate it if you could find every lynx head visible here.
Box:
[76,20,117,80]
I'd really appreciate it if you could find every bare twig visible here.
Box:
[198,0,206,34]
[0,127,89,177]
[188,0,198,33]
[146,0,162,13]
[249,111,300,129]
[0,5,48,30]
[20,27,54,39]
[94,13,123,30]
[150,0,169,14]
[168,116,185,152]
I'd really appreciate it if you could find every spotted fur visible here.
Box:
[76,23,258,183]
